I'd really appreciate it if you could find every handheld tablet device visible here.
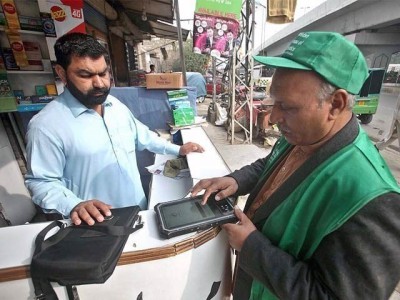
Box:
[154,194,238,239]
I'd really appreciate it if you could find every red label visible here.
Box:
[11,42,23,52]
[51,6,66,22]
[71,8,82,19]
[3,3,16,14]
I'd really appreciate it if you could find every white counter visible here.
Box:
[0,126,233,300]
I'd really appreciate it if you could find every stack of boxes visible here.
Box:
[167,89,195,127]
[145,72,195,127]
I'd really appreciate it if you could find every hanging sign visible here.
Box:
[193,0,241,57]
[195,0,241,20]
[37,0,85,61]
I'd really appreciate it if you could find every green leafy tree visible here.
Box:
[172,39,209,74]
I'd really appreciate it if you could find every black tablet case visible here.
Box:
[30,206,142,300]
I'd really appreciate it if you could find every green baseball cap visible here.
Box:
[254,31,369,94]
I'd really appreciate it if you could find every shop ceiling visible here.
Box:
[89,0,189,42]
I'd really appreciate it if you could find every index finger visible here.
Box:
[190,179,211,197]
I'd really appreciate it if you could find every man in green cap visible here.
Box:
[191,31,400,299]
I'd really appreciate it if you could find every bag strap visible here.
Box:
[74,222,143,236]
[31,221,63,300]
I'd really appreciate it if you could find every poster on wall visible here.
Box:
[193,0,241,57]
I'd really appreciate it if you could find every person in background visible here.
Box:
[149,64,155,73]
[25,32,204,226]
[191,31,400,299]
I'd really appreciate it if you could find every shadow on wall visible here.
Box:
[0,141,36,226]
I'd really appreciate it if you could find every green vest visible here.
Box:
[250,128,400,300]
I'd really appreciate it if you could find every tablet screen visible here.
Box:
[162,197,220,229]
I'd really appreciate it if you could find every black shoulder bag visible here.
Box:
[30,206,143,300]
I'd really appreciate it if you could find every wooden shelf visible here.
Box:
[0,26,44,35]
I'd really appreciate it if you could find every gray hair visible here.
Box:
[318,80,355,109]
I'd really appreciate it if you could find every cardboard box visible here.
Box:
[146,73,183,89]
[166,89,188,100]
[169,99,191,110]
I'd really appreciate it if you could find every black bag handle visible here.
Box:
[34,221,65,254]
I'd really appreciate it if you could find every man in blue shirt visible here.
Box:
[25,33,203,226]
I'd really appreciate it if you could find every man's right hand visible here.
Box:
[70,200,112,226]
[190,177,239,205]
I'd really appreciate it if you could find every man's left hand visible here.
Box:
[222,206,257,252]
[179,142,204,156]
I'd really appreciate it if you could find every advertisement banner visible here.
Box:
[37,0,85,61]
[195,0,241,20]
[193,13,239,58]
[193,0,241,57]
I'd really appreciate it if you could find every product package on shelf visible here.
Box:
[0,11,6,26]
[18,15,42,31]
[1,0,20,29]
[167,89,195,126]
[0,71,13,96]
[13,89,23,102]
[40,12,56,37]
[0,71,17,112]
[2,47,19,70]
[45,84,57,96]
[35,85,47,96]
[29,95,55,104]
[19,41,44,71]
[6,31,29,67]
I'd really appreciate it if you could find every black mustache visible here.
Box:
[88,88,109,96]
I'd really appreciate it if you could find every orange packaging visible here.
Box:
[1,0,20,29]
[46,84,57,96]
[6,31,28,67]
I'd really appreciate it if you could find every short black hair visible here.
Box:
[54,32,108,70]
